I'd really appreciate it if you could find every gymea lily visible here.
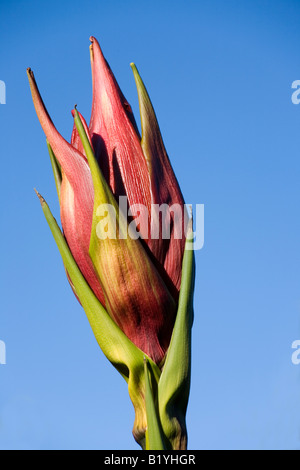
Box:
[28,37,195,450]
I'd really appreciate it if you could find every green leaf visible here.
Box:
[130,62,167,177]
[157,218,195,450]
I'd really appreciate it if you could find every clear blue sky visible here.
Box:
[1,0,300,450]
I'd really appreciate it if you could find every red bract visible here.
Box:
[27,37,186,365]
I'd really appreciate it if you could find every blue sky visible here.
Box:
[1,0,300,450]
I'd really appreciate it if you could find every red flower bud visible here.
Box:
[27,38,187,365]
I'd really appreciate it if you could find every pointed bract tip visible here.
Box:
[73,106,79,119]
[27,68,39,96]
[88,36,106,63]
[130,63,138,75]
[130,63,143,86]
[26,68,34,80]
[34,188,45,206]
[89,36,97,53]
[71,105,78,118]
